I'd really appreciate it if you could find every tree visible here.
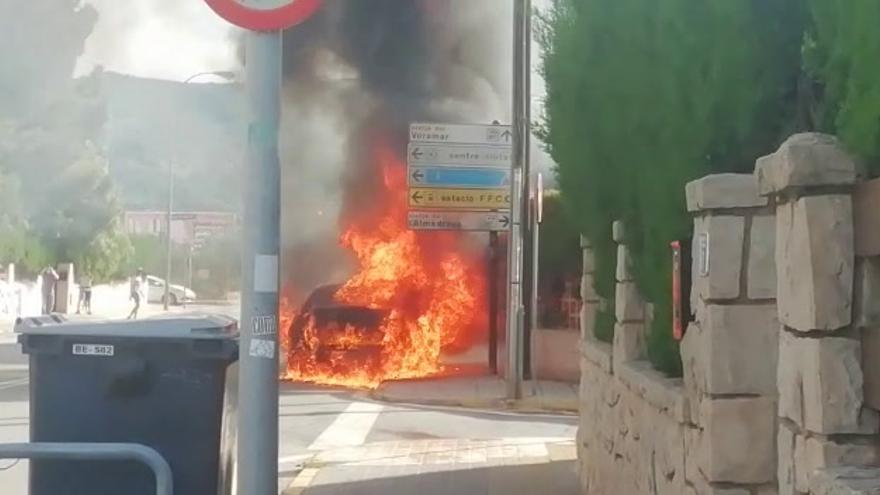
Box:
[0,0,97,121]
[537,0,806,375]
[804,0,880,173]
[0,0,131,281]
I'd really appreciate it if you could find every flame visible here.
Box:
[283,138,484,389]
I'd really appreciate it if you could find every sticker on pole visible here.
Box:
[252,315,278,337]
[72,343,115,357]
[249,339,276,359]
[204,0,323,31]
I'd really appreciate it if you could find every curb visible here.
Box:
[368,390,579,415]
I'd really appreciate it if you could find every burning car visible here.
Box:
[288,284,389,371]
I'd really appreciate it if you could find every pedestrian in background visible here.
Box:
[40,266,59,315]
[127,268,146,319]
[77,273,93,315]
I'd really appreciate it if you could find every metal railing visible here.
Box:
[0,442,173,495]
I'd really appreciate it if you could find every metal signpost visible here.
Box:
[407,122,513,375]
[407,122,513,228]
[529,173,543,393]
[203,1,322,494]
[508,0,532,400]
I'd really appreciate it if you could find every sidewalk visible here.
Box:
[370,373,579,413]
[0,319,15,345]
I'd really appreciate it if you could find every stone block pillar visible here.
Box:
[580,235,600,342]
[681,173,779,494]
[611,220,647,370]
[756,133,878,495]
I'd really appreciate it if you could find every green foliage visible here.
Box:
[804,0,880,173]
[77,223,134,283]
[1,122,132,280]
[0,0,132,280]
[535,192,583,327]
[538,0,806,375]
[193,232,242,299]
[128,232,241,299]
[594,305,615,344]
[104,74,244,212]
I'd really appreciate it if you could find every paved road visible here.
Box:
[0,306,578,494]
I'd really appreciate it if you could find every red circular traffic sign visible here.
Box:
[204,0,322,31]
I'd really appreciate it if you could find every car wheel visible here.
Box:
[170,293,179,306]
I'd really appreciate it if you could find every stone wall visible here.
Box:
[576,133,880,495]
[681,173,779,494]
[580,234,600,342]
[577,187,778,494]
[757,133,880,495]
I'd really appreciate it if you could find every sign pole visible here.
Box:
[488,231,499,374]
[164,160,174,311]
[507,0,530,400]
[238,29,282,495]
[530,174,543,392]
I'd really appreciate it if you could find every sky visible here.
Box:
[76,0,548,104]
[75,0,554,172]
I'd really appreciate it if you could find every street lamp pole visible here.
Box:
[164,160,174,310]
[164,70,237,310]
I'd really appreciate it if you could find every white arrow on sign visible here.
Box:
[407,210,511,232]
[409,123,513,146]
[407,144,512,168]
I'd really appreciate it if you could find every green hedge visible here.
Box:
[538,0,806,376]
[805,0,880,173]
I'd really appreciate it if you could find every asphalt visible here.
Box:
[0,359,578,494]
[0,301,579,494]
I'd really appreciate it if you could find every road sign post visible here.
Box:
[407,122,513,231]
[507,0,531,400]
[203,1,322,494]
[407,121,513,379]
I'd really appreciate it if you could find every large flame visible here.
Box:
[283,139,485,389]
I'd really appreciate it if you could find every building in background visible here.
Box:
[124,210,237,248]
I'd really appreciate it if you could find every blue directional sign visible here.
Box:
[409,166,510,189]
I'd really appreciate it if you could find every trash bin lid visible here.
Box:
[14,313,239,340]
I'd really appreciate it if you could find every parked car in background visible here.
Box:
[146,275,197,305]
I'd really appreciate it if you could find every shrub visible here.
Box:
[537,0,805,375]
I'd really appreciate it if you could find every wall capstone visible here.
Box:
[686,172,768,212]
[755,133,859,196]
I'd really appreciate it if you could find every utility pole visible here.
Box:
[238,30,282,495]
[507,0,531,400]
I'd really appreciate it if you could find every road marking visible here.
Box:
[283,467,320,495]
[308,401,383,451]
[314,437,571,468]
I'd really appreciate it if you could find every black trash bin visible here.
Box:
[16,314,239,495]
